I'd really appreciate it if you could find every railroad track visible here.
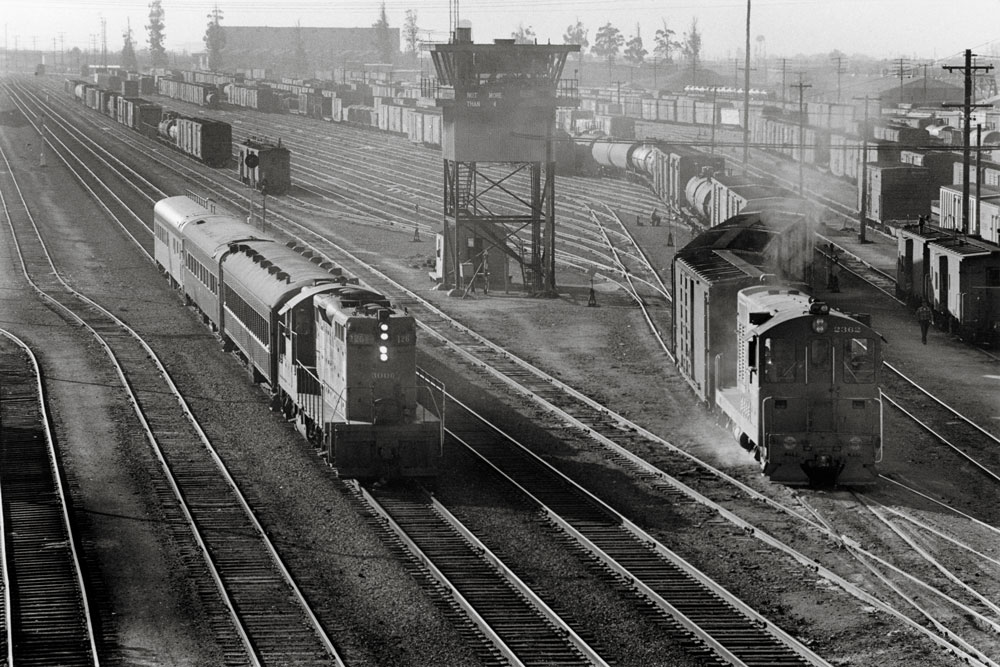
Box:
[0,331,99,666]
[362,483,606,666]
[0,125,344,666]
[22,75,1000,664]
[429,382,827,665]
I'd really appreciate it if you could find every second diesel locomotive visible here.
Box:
[153,195,441,481]
[673,201,882,485]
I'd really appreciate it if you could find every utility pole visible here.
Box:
[831,55,847,103]
[853,95,873,242]
[710,87,718,154]
[791,76,811,196]
[943,49,993,235]
[101,16,107,68]
[742,0,752,173]
[976,124,982,237]
[892,57,909,103]
[780,58,788,105]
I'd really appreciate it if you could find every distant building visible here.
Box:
[220,26,399,76]
[879,77,965,107]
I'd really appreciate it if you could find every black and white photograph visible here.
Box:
[1,0,999,664]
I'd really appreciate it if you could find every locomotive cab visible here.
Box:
[313,291,441,481]
[717,286,882,486]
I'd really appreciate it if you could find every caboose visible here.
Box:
[716,287,882,485]
[237,136,291,195]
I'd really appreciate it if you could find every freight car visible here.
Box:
[156,76,221,108]
[237,136,291,195]
[896,223,1000,347]
[158,112,232,167]
[673,201,882,485]
[580,137,794,229]
[153,195,441,480]
[66,78,231,168]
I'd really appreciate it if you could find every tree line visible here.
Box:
[118,4,701,80]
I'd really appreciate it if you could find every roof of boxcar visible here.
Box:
[674,207,810,282]
[222,240,345,308]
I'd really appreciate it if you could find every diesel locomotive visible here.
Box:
[153,195,441,481]
[673,201,882,485]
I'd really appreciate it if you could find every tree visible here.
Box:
[563,19,588,52]
[204,5,225,71]
[146,0,167,69]
[403,10,420,57]
[121,20,139,72]
[654,19,678,65]
[563,18,588,81]
[681,17,702,84]
[624,24,646,66]
[372,2,395,63]
[592,23,624,82]
[511,23,535,45]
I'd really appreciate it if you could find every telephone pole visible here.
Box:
[831,55,847,103]
[853,95,874,242]
[892,57,909,102]
[742,0,752,172]
[791,76,811,196]
[943,49,993,234]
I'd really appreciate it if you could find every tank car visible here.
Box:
[237,136,291,195]
[716,287,882,485]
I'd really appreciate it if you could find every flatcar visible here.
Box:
[672,202,882,485]
[237,136,291,195]
[152,195,441,481]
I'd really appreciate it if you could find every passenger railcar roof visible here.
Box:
[183,218,268,258]
[222,241,345,308]
[154,196,234,232]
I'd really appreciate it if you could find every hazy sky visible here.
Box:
[5,0,1000,63]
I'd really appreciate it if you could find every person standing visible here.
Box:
[916,300,933,344]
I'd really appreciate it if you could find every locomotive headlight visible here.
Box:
[811,317,828,334]
[379,322,390,341]
[379,345,389,362]
[782,436,798,450]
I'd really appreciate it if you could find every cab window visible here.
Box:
[842,338,876,383]
[763,338,798,383]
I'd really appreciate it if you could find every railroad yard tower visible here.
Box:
[429,31,578,294]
